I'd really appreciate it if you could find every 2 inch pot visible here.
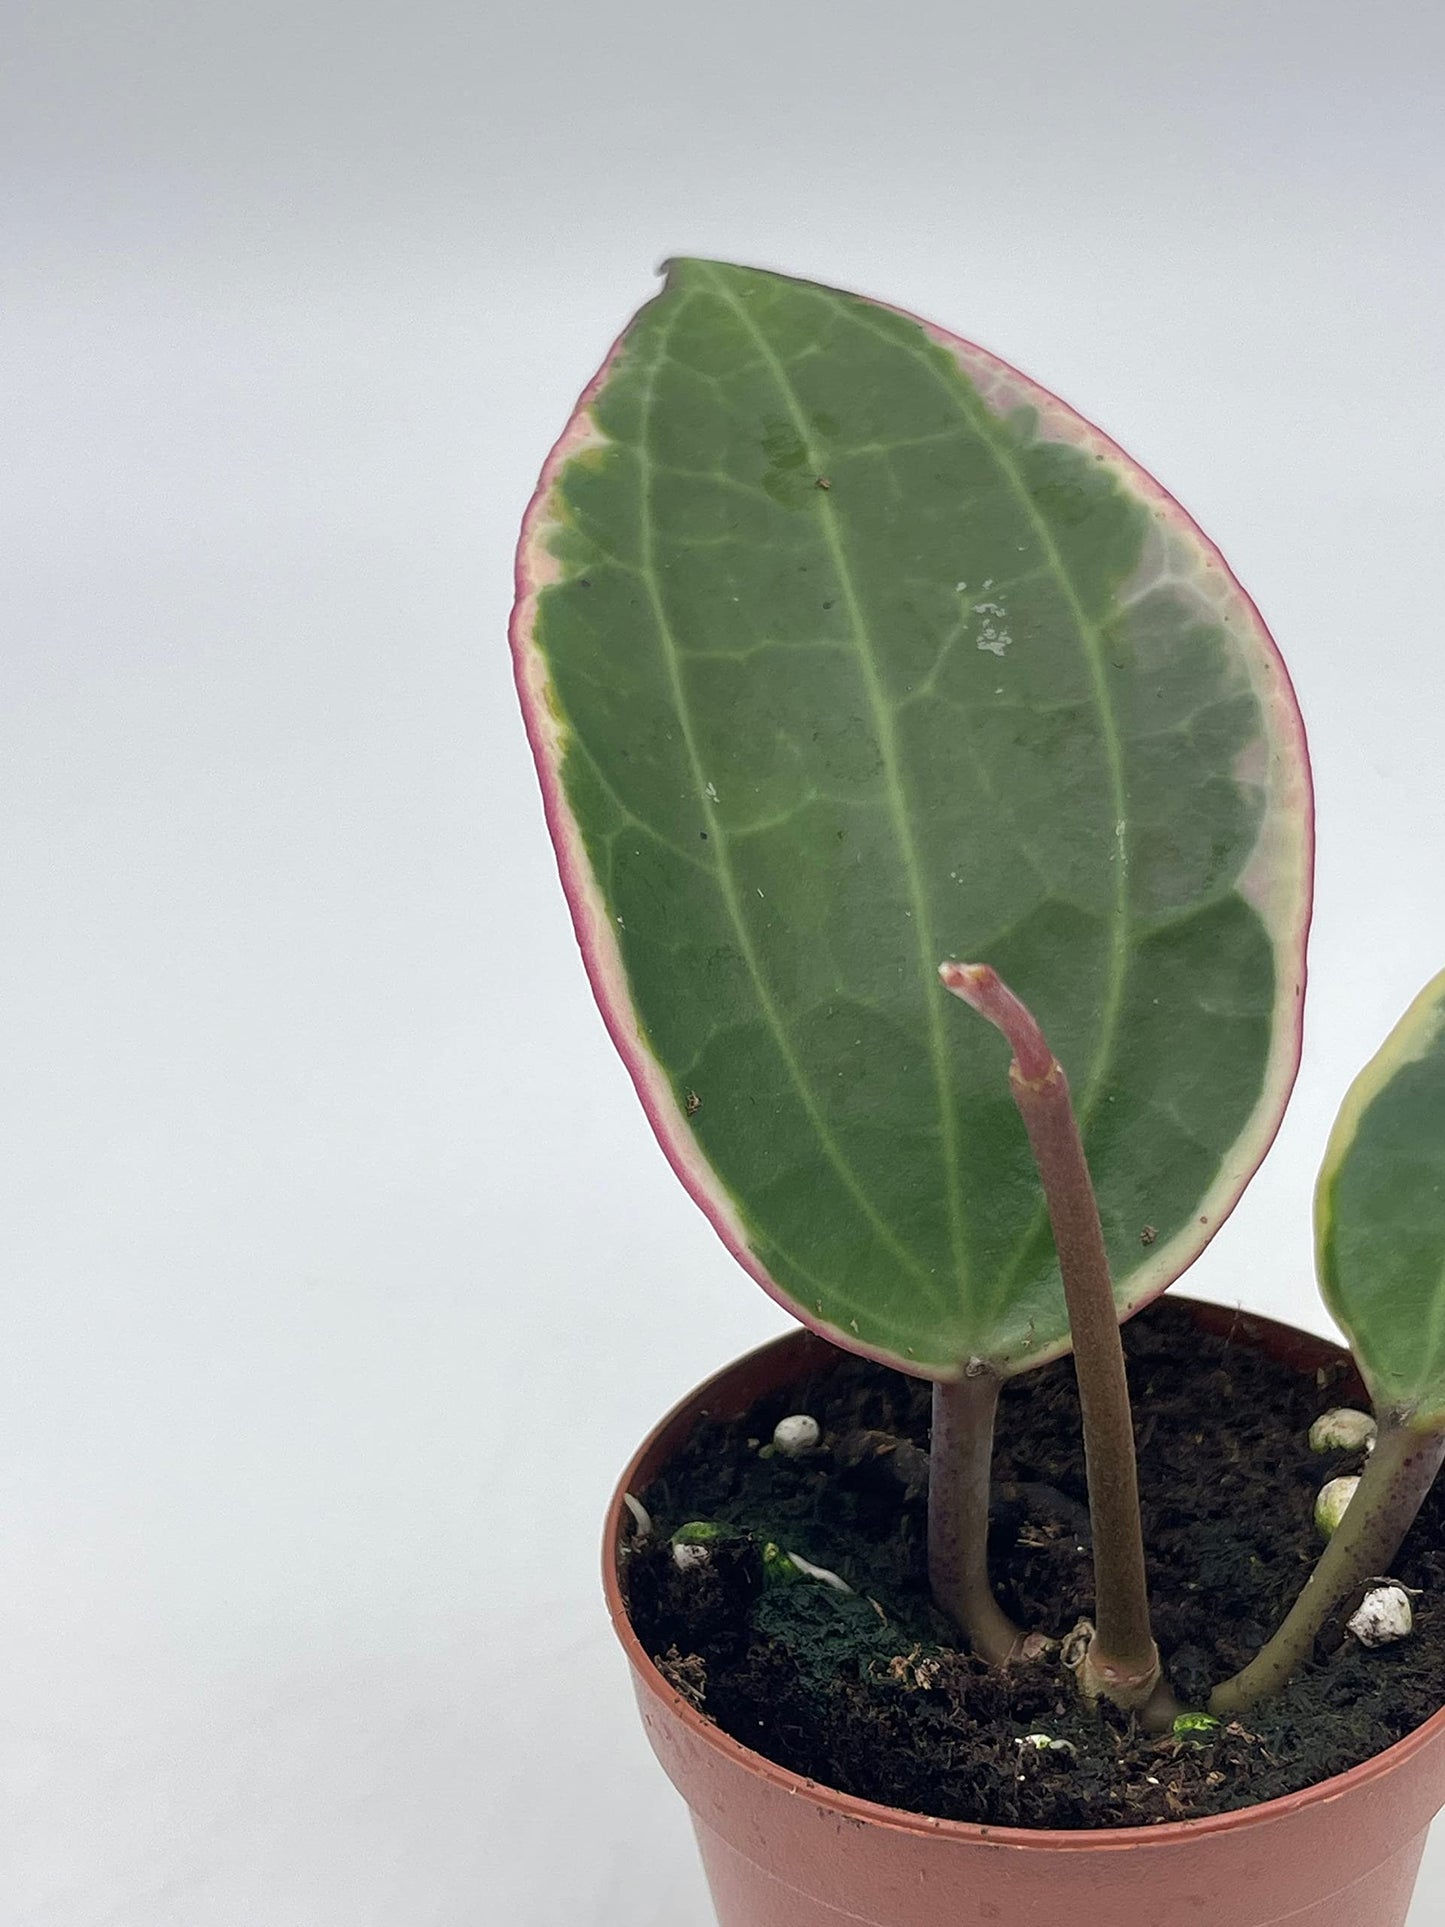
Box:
[603,1298,1445,1927]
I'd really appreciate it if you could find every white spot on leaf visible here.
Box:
[972,598,1011,656]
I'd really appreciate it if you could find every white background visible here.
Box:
[4,3,1445,1921]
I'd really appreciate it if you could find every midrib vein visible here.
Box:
[632,306,941,1299]
[698,264,973,1301]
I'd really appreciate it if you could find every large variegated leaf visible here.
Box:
[1317,972,1445,1424]
[511,260,1312,1378]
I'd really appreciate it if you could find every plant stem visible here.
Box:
[940,962,1174,1725]
[1211,1414,1445,1717]
[928,1368,1022,1665]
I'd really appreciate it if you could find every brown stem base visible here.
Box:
[928,1371,1023,1666]
[1077,1629,1181,1732]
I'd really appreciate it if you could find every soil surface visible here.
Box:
[623,1301,1445,1828]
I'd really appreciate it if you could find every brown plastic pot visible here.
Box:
[603,1298,1445,1927]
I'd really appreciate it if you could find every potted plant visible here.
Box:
[509,259,1445,1926]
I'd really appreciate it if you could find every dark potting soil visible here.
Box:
[623,1300,1445,1829]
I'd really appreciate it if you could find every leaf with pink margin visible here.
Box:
[512,261,1312,1379]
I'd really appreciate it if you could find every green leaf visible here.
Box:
[513,260,1312,1378]
[1317,972,1445,1424]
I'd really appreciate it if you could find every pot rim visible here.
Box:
[603,1301,1445,1856]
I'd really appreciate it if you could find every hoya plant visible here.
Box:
[511,259,1445,1727]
